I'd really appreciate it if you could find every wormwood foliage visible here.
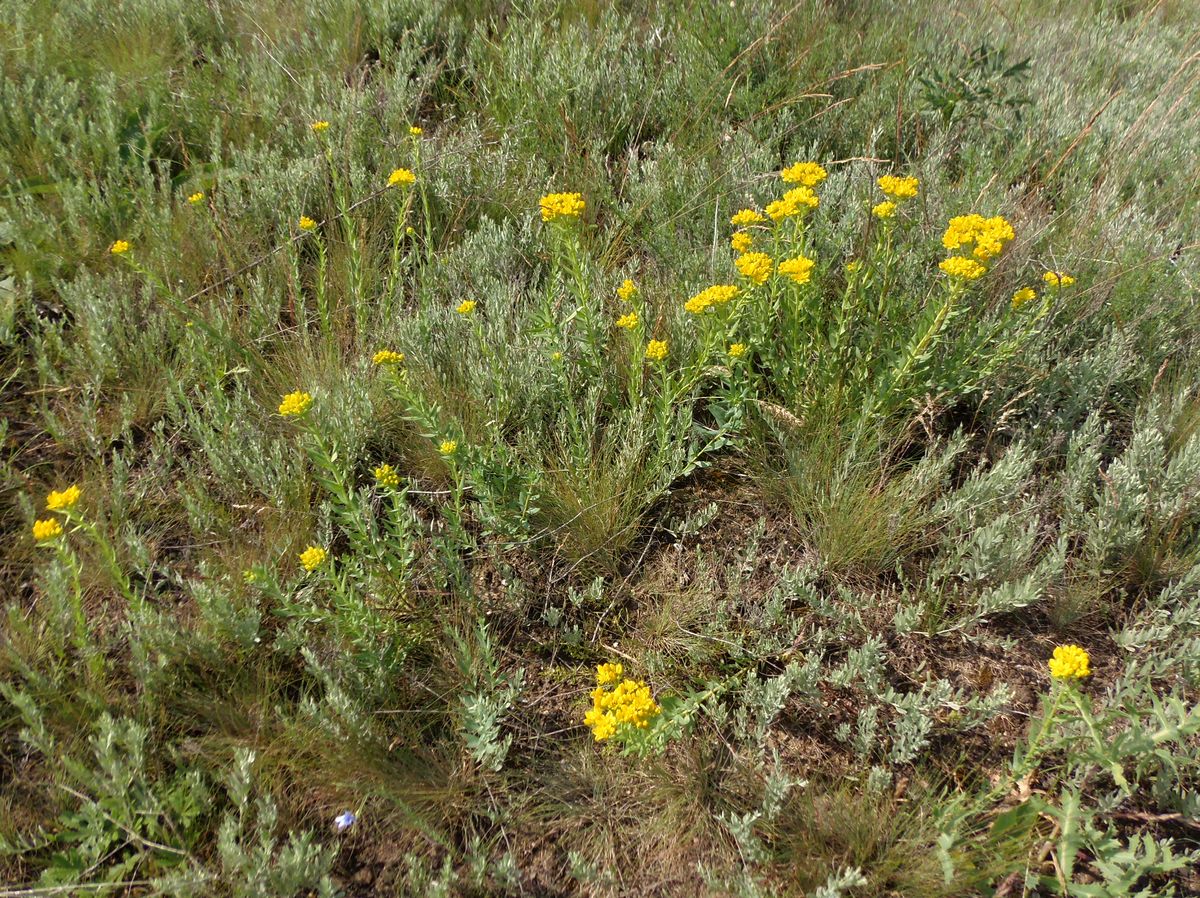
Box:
[3,0,1200,896]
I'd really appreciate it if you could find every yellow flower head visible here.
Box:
[1047,644,1090,680]
[645,340,668,362]
[278,391,313,417]
[1043,271,1076,288]
[46,485,81,511]
[942,214,1015,261]
[877,175,919,200]
[780,161,828,187]
[735,252,773,285]
[311,120,330,133]
[615,311,639,329]
[409,125,423,136]
[32,518,63,541]
[551,351,563,361]
[1011,287,1037,309]
[439,439,458,456]
[728,342,747,359]
[298,216,317,231]
[872,201,897,220]
[388,168,416,187]
[374,464,401,489]
[596,662,623,685]
[299,546,327,571]
[684,284,739,315]
[766,187,819,220]
[539,192,585,222]
[456,300,476,316]
[187,192,205,206]
[731,231,754,253]
[777,255,815,285]
[730,208,765,227]
[584,676,662,741]
[109,240,130,255]
[846,260,863,273]
[372,349,405,366]
[939,256,988,280]
[617,279,638,301]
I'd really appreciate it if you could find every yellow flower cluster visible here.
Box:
[374,464,401,489]
[731,231,753,252]
[939,256,987,280]
[877,175,919,200]
[616,311,639,329]
[372,349,405,366]
[409,125,423,136]
[311,120,330,133]
[539,192,585,222]
[735,252,773,284]
[278,391,313,417]
[684,284,739,315]
[187,192,205,205]
[388,168,416,187]
[46,485,81,511]
[780,161,827,187]
[110,240,130,255]
[777,255,815,284]
[456,300,476,316]
[1011,287,1037,309]
[1048,644,1090,680]
[1043,271,1076,287]
[731,209,765,227]
[583,668,661,741]
[299,546,327,571]
[645,340,668,362]
[33,518,63,541]
[439,439,458,456]
[617,279,638,301]
[766,186,819,221]
[872,201,896,220]
[298,216,317,231]
[942,214,1015,262]
[728,342,747,358]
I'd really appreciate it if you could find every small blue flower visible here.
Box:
[334,810,356,832]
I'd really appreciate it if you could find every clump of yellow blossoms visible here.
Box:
[731,209,765,227]
[616,311,639,329]
[877,175,919,200]
[539,192,585,222]
[942,214,1015,262]
[1012,287,1037,309]
[684,284,739,315]
[766,186,819,220]
[373,349,405,366]
[46,485,81,511]
[33,518,63,541]
[872,201,896,220]
[439,440,458,456]
[388,168,416,187]
[846,260,862,273]
[1043,271,1076,288]
[456,300,476,316]
[374,464,401,489]
[409,125,423,136]
[735,252,773,284]
[939,257,987,280]
[780,161,827,187]
[777,255,815,284]
[278,391,313,417]
[298,216,317,231]
[729,342,747,358]
[645,340,668,362]
[311,120,330,133]
[584,667,661,742]
[299,546,327,571]
[187,192,205,205]
[731,231,753,253]
[110,240,130,255]
[617,279,638,301]
[1048,644,1090,680]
